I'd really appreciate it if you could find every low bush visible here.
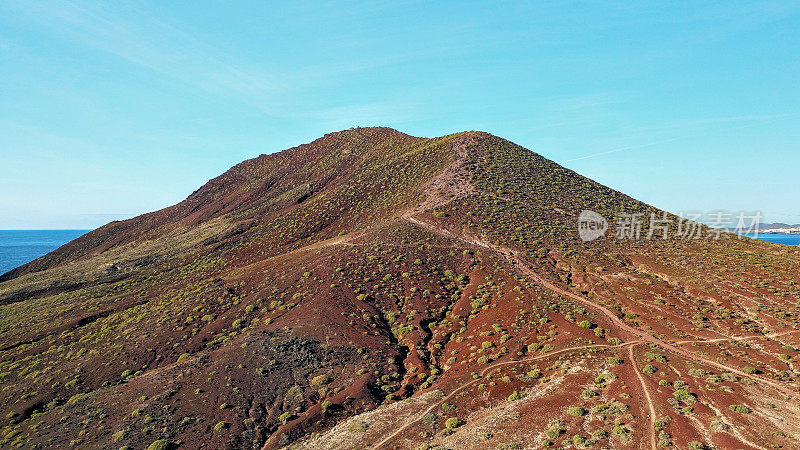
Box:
[146,440,175,450]
[444,417,464,429]
[566,406,585,416]
[729,404,751,414]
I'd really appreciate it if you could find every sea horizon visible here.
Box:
[0,229,91,275]
[743,232,800,246]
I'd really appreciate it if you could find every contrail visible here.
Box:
[563,136,685,162]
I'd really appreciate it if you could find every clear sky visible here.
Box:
[1,1,798,229]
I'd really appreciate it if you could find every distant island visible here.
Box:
[759,223,800,234]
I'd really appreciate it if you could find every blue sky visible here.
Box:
[1,1,798,229]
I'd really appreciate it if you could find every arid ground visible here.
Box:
[2,128,799,449]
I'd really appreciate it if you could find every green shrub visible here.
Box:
[672,389,696,404]
[279,411,295,423]
[595,372,616,385]
[645,351,667,362]
[497,444,520,450]
[594,328,606,337]
[311,374,330,386]
[612,425,629,435]
[545,421,563,439]
[67,393,86,404]
[213,421,230,431]
[444,417,464,429]
[146,440,175,450]
[729,404,751,414]
[642,365,657,374]
[566,406,585,416]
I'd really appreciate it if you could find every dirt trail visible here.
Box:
[705,404,767,450]
[226,228,368,280]
[675,329,800,345]
[371,342,635,449]
[459,219,792,395]
[400,213,800,448]
[313,139,797,449]
[402,210,799,400]
[375,147,798,447]
[629,343,657,450]
[399,133,475,224]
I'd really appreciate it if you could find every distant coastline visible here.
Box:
[759,228,800,235]
[758,222,800,235]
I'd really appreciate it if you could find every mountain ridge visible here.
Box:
[1,128,799,449]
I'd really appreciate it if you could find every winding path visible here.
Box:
[629,343,657,450]
[370,153,796,448]
[371,342,634,449]
[675,328,800,345]
[405,214,797,399]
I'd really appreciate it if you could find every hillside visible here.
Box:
[1,128,800,449]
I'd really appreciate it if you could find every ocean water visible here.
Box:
[0,230,90,275]
[744,233,800,246]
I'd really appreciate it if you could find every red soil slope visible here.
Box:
[1,128,799,449]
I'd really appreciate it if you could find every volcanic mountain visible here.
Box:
[2,127,799,449]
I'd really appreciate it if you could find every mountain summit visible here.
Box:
[2,128,799,449]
